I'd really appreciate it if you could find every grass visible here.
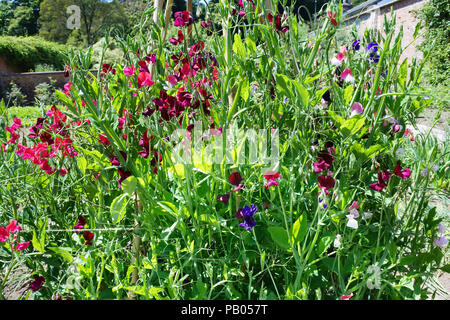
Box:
[6,106,42,127]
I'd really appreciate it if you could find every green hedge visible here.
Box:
[0,36,68,72]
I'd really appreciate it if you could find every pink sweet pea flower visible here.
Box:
[0,226,9,242]
[6,220,22,233]
[137,71,154,88]
[340,293,353,300]
[350,103,364,117]
[123,65,135,77]
[340,68,354,83]
[349,201,359,210]
[14,241,30,251]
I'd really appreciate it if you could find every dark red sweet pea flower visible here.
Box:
[318,175,335,195]
[74,216,87,233]
[328,11,338,26]
[30,275,45,292]
[98,133,110,145]
[82,231,94,246]
[274,13,289,33]
[217,193,231,205]
[229,172,243,186]
[138,130,150,158]
[393,161,411,179]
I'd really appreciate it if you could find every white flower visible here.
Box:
[330,57,341,66]
[334,234,342,248]
[344,75,355,83]
[346,216,358,229]
[363,212,373,220]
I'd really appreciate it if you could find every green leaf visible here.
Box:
[232,33,246,59]
[48,247,73,263]
[398,59,407,90]
[241,78,249,102]
[292,215,308,245]
[122,176,137,197]
[110,193,128,224]
[292,80,309,107]
[245,36,256,54]
[78,157,87,175]
[268,226,290,250]
[316,236,333,255]
[344,85,354,105]
[32,230,44,253]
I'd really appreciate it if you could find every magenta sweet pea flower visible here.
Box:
[340,293,353,300]
[137,71,154,88]
[0,226,9,242]
[393,161,411,179]
[123,65,135,77]
[14,241,30,251]
[369,172,387,192]
[6,220,22,233]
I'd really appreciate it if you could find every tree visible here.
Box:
[39,0,72,43]
[0,1,14,35]
[39,0,129,46]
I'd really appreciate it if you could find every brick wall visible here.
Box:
[345,0,426,63]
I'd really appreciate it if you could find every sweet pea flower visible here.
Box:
[432,164,439,172]
[369,172,387,192]
[239,204,258,232]
[349,201,359,210]
[137,71,154,88]
[340,293,353,300]
[331,52,345,66]
[350,102,364,117]
[352,40,361,51]
[229,172,243,186]
[6,220,22,233]
[363,212,373,220]
[14,241,30,251]
[123,65,135,77]
[0,226,9,242]
[434,236,448,247]
[393,161,411,179]
[334,234,342,248]
[318,175,335,195]
[328,11,338,26]
[217,193,230,204]
[340,68,355,83]
[30,275,45,291]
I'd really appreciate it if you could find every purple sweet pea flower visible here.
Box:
[352,40,360,51]
[239,204,258,232]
